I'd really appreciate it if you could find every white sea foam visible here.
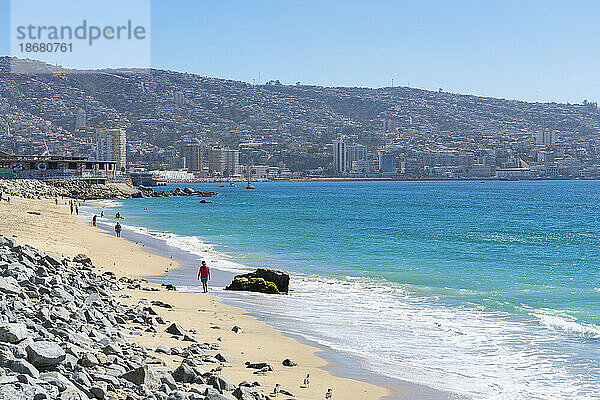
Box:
[533,313,600,338]
[215,272,600,400]
[120,223,250,274]
[89,199,123,208]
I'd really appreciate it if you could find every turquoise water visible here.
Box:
[100,181,600,399]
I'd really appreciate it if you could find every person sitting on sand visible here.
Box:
[115,222,122,237]
[197,261,211,293]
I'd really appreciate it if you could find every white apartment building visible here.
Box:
[209,146,240,176]
[96,129,127,173]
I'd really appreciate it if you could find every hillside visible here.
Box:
[1,57,599,169]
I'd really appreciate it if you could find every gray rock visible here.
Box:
[121,365,160,389]
[207,374,237,391]
[172,363,197,383]
[26,341,66,367]
[0,276,22,295]
[40,372,87,399]
[205,387,236,400]
[0,323,28,343]
[89,385,107,400]
[232,386,268,400]
[244,362,272,371]
[165,323,186,336]
[0,384,29,400]
[101,344,121,355]
[159,372,178,390]
[167,390,190,400]
[156,345,170,354]
[215,353,231,362]
[282,358,298,367]
[72,254,92,266]
[60,388,90,400]
[5,358,40,378]
[72,371,92,388]
[231,326,245,334]
[79,352,99,367]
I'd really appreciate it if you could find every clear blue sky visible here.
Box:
[1,0,599,103]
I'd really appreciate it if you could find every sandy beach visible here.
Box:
[0,195,394,400]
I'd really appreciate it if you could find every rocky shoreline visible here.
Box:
[0,235,292,400]
[0,179,218,200]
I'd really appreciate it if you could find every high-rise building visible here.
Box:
[535,131,556,145]
[333,138,347,173]
[174,91,185,107]
[378,151,397,174]
[179,141,203,171]
[346,144,367,171]
[209,146,239,176]
[75,109,86,129]
[383,118,396,132]
[96,128,127,173]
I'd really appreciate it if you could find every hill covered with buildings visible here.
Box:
[1,57,600,179]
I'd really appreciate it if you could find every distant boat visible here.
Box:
[246,166,255,189]
[229,182,237,187]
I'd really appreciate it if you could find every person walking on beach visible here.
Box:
[92,215,97,227]
[197,261,211,293]
[75,205,79,215]
[115,222,122,237]
[100,211,104,218]
[70,202,73,215]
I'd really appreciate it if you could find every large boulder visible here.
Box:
[225,268,289,294]
[26,341,66,367]
[0,323,28,343]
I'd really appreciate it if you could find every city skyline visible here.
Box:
[1,0,600,103]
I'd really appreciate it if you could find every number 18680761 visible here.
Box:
[19,43,72,52]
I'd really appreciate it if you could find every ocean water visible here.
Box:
[92,181,600,399]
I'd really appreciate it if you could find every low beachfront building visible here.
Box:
[495,168,535,179]
[0,151,117,180]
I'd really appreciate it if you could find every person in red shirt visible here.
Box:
[197,261,211,293]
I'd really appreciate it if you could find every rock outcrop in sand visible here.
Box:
[225,268,290,294]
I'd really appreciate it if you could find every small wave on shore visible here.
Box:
[533,312,600,338]
[119,223,250,275]
[89,199,124,208]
